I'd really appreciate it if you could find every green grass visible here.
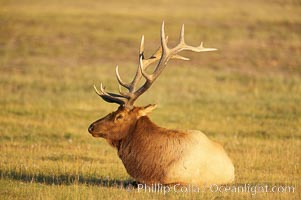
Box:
[0,0,300,199]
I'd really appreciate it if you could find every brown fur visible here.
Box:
[88,105,234,185]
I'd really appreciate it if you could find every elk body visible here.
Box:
[88,22,234,186]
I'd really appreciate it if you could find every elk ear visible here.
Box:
[138,104,157,117]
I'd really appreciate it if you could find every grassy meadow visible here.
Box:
[0,0,300,199]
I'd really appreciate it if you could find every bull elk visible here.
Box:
[88,22,234,186]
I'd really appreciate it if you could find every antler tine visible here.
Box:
[139,55,153,82]
[93,84,102,96]
[139,35,145,58]
[179,24,185,44]
[129,56,153,103]
[161,21,169,52]
[93,83,126,105]
[99,83,127,99]
[127,35,146,92]
[118,84,129,97]
[99,82,108,95]
[99,83,119,98]
[115,65,130,90]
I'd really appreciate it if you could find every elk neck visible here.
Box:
[105,116,158,151]
[116,116,160,151]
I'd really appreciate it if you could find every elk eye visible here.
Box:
[116,114,124,120]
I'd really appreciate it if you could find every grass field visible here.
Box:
[0,0,300,199]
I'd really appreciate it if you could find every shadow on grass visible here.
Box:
[1,170,295,191]
[0,170,138,188]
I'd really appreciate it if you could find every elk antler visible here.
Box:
[94,22,217,108]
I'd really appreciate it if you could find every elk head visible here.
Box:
[88,104,157,140]
[88,22,217,141]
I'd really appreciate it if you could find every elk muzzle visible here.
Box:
[88,122,107,138]
[88,124,94,134]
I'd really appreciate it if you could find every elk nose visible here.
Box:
[88,124,94,133]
